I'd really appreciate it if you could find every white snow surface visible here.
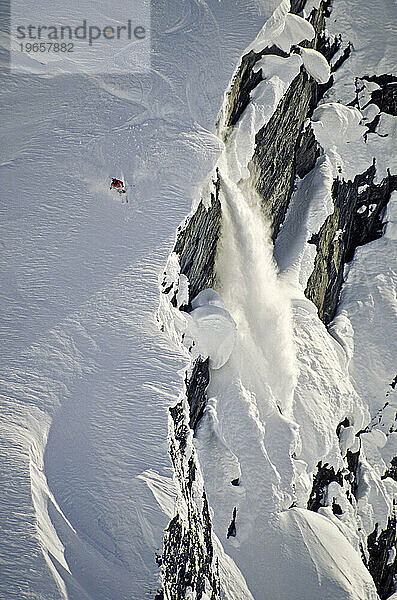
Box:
[187,293,237,369]
[227,53,303,182]
[249,0,314,54]
[0,1,284,599]
[320,0,397,182]
[1,0,396,599]
[299,47,331,84]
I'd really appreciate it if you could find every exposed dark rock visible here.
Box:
[346,449,360,498]
[382,457,397,483]
[331,42,353,73]
[247,3,339,239]
[170,2,341,306]
[307,443,396,598]
[305,164,397,324]
[160,1,396,595]
[291,0,308,13]
[295,125,321,180]
[227,507,237,538]
[362,75,397,116]
[332,501,343,515]
[307,462,343,512]
[222,46,288,130]
[169,402,190,455]
[161,503,221,600]
[336,417,350,438]
[363,113,387,142]
[185,358,210,431]
[366,517,397,600]
[251,70,317,239]
[223,0,333,132]
[173,171,222,303]
[337,420,361,498]
[231,478,240,486]
[160,400,221,600]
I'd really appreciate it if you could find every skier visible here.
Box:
[110,178,126,193]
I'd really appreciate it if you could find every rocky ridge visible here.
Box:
[157,1,397,597]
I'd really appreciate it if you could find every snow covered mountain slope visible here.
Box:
[0,1,283,599]
[158,0,396,599]
[0,0,396,599]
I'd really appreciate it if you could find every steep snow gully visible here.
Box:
[157,0,397,599]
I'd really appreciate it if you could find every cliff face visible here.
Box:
[172,1,332,307]
[157,1,396,598]
[171,172,222,305]
[305,165,397,324]
[157,398,221,600]
[224,1,336,240]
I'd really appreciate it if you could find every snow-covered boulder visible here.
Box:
[299,47,330,84]
[249,2,315,54]
[188,290,236,369]
[275,13,315,53]
[311,102,366,149]
[191,289,226,310]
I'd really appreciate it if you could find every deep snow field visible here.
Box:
[0,0,396,599]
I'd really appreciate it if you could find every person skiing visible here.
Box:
[110,178,125,192]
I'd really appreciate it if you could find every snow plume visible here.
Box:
[215,153,297,416]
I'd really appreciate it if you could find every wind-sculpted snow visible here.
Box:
[311,102,366,147]
[1,1,283,599]
[298,46,331,84]
[188,292,237,370]
[2,0,396,599]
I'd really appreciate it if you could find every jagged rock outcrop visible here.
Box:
[366,517,397,600]
[226,507,237,539]
[173,172,221,304]
[221,46,288,130]
[226,2,338,239]
[172,1,337,303]
[305,164,397,324]
[362,75,397,116]
[383,457,397,482]
[307,462,343,512]
[158,1,396,597]
[185,358,210,431]
[306,419,397,599]
[158,400,221,600]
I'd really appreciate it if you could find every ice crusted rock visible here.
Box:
[188,290,236,370]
